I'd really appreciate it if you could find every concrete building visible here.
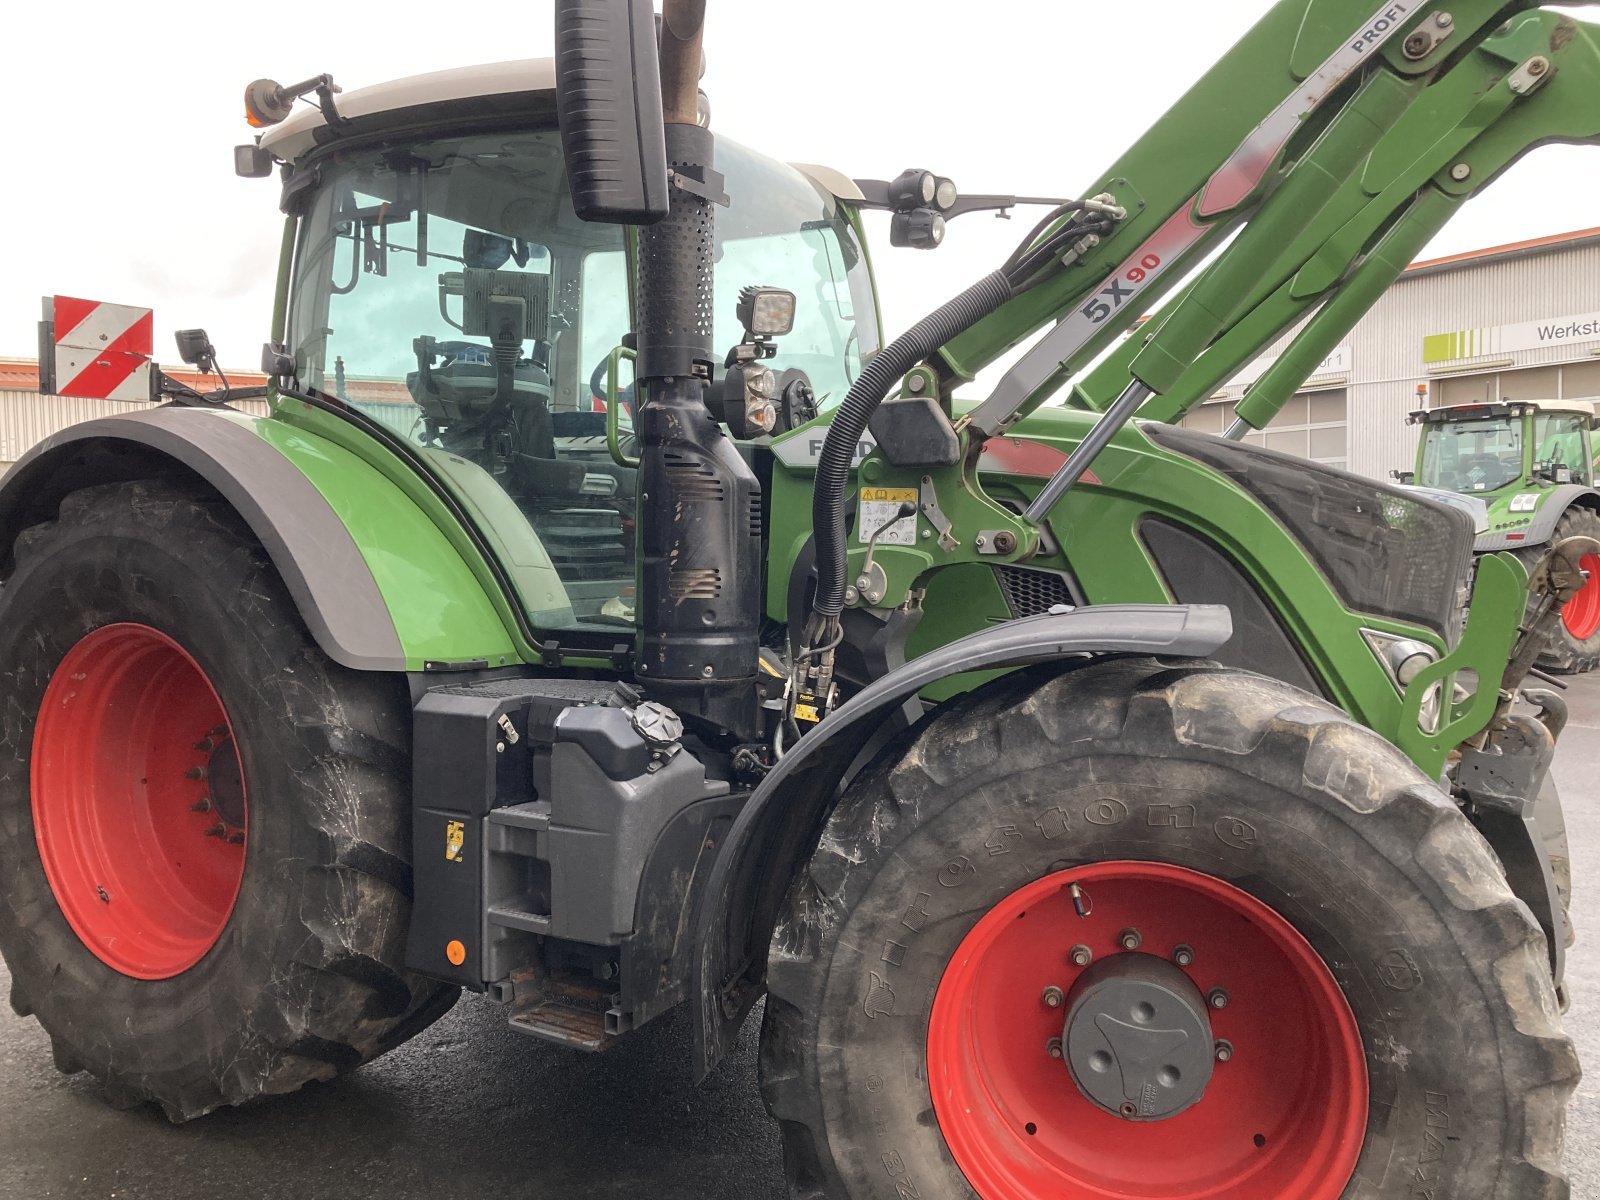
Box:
[4,227,1598,481]
[1180,225,1600,480]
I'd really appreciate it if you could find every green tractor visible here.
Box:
[1406,397,1600,670]
[2,2,1598,1197]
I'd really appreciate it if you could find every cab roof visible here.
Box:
[258,59,558,164]
[254,58,862,201]
[1417,398,1597,424]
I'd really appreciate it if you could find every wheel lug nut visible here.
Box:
[1215,1039,1234,1062]
[193,738,215,753]
[1046,1037,1063,1060]
[1068,944,1092,967]
[184,766,207,781]
[226,831,245,845]
[1041,985,1065,1009]
[1117,928,1142,951]
[189,796,212,813]
[1173,944,1195,967]
[1208,988,1230,1010]
[204,823,227,839]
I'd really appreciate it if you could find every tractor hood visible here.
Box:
[1397,484,1489,534]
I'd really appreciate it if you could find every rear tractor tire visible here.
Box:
[0,480,456,1121]
[760,657,1577,1199]
[1535,505,1600,674]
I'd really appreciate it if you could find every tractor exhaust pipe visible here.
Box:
[556,0,761,739]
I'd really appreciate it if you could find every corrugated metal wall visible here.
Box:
[0,392,270,475]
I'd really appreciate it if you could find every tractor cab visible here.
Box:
[1409,399,1597,496]
[257,60,880,634]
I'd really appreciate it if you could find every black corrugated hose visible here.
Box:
[809,269,1015,624]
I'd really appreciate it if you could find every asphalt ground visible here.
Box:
[1,681,1598,1199]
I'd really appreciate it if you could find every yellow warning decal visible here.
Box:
[858,488,919,546]
[445,820,466,863]
[793,703,821,723]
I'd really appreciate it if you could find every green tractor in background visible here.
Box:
[2,2,1600,1197]
[1406,398,1600,670]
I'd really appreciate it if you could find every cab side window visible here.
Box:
[1535,415,1589,486]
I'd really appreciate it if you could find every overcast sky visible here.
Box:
[2,1,1597,372]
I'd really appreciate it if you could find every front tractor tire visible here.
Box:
[0,480,456,1121]
[1537,506,1600,674]
[761,657,1577,1199]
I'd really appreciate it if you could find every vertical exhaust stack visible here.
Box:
[556,0,761,739]
[634,1,762,739]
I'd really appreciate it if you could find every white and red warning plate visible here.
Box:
[41,295,154,401]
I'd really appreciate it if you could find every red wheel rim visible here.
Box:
[927,862,1367,1199]
[32,623,248,979]
[1561,552,1600,639]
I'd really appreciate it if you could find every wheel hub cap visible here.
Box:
[1063,954,1214,1121]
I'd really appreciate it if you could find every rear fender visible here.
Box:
[0,406,520,672]
[689,602,1234,1078]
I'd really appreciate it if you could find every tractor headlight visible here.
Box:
[890,208,946,249]
[1362,630,1438,691]
[889,168,938,210]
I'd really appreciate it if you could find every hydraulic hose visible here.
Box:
[810,269,1014,620]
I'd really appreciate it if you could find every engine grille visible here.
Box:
[995,566,1075,618]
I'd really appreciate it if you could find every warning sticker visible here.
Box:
[858,487,918,545]
[445,820,466,863]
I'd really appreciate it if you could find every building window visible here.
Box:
[1437,362,1597,406]
[1178,389,1348,470]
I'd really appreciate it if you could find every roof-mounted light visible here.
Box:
[243,74,342,129]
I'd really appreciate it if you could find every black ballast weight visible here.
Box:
[407,675,738,1048]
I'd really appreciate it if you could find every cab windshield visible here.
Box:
[285,127,876,632]
[1417,415,1523,493]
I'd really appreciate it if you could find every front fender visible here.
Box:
[0,406,520,672]
[690,602,1233,1078]
[1476,485,1598,551]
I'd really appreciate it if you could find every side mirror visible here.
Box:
[1390,470,1415,484]
[554,0,670,224]
[262,342,296,379]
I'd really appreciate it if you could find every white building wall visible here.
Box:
[1196,235,1600,481]
[1351,238,1600,479]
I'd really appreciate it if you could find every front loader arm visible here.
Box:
[799,0,1600,758]
[936,1,1600,440]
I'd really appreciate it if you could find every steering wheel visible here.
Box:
[589,356,635,412]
